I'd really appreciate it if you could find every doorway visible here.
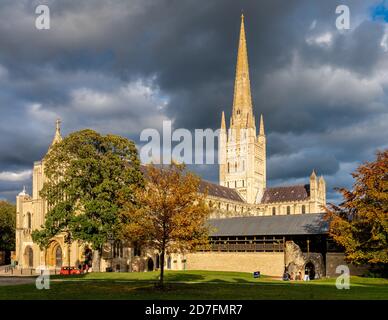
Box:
[24,246,33,268]
[305,262,316,280]
[147,258,154,271]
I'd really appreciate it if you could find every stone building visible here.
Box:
[14,15,357,277]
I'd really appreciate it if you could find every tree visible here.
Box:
[121,163,210,287]
[325,150,388,274]
[33,129,143,270]
[0,201,16,252]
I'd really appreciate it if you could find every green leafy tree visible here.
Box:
[0,201,16,252]
[121,163,210,287]
[326,150,388,275]
[33,129,143,270]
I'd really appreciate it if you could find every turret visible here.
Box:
[310,169,318,201]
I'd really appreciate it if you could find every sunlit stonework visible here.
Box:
[15,15,328,276]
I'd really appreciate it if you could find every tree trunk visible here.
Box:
[98,248,103,272]
[92,250,101,272]
[67,242,71,268]
[159,244,165,288]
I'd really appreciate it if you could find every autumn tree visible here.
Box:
[121,163,210,287]
[33,129,143,270]
[326,150,388,275]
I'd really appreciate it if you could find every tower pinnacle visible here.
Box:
[50,118,63,147]
[259,114,265,135]
[221,111,226,130]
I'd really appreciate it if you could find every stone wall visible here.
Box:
[185,252,285,277]
[326,253,369,277]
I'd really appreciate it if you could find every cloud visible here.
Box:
[306,32,333,47]
[0,170,32,182]
[0,0,387,203]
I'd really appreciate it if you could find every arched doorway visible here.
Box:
[305,262,316,280]
[47,241,62,267]
[155,254,160,269]
[147,258,154,271]
[24,246,33,268]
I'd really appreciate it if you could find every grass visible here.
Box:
[0,270,387,300]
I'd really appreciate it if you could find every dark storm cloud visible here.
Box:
[0,0,387,203]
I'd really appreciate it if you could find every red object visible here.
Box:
[59,266,81,275]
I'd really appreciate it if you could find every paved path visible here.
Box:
[0,277,36,286]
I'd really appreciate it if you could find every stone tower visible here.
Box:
[219,14,266,204]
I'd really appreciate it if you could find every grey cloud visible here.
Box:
[0,0,387,202]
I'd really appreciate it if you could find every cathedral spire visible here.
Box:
[231,13,253,127]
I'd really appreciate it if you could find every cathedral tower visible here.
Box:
[219,14,266,204]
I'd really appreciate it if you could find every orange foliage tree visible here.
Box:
[325,150,388,273]
[120,163,210,287]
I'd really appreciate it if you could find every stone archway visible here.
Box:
[24,246,33,268]
[47,241,62,268]
[147,257,154,271]
[304,261,316,280]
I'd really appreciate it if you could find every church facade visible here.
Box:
[15,15,343,278]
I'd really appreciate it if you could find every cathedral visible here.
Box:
[15,15,360,279]
[212,14,326,216]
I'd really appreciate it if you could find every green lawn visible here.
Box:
[0,270,387,300]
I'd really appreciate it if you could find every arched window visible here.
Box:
[302,205,306,214]
[114,240,123,258]
[27,212,32,229]
[55,246,62,267]
[287,206,291,215]
[227,162,230,173]
[272,207,276,216]
[242,160,245,171]
[235,162,237,171]
[226,204,229,211]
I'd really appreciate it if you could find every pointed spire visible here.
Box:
[221,111,226,130]
[231,13,253,128]
[259,114,265,135]
[310,169,317,179]
[50,118,62,147]
[18,185,27,197]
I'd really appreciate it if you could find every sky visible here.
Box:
[0,0,387,203]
